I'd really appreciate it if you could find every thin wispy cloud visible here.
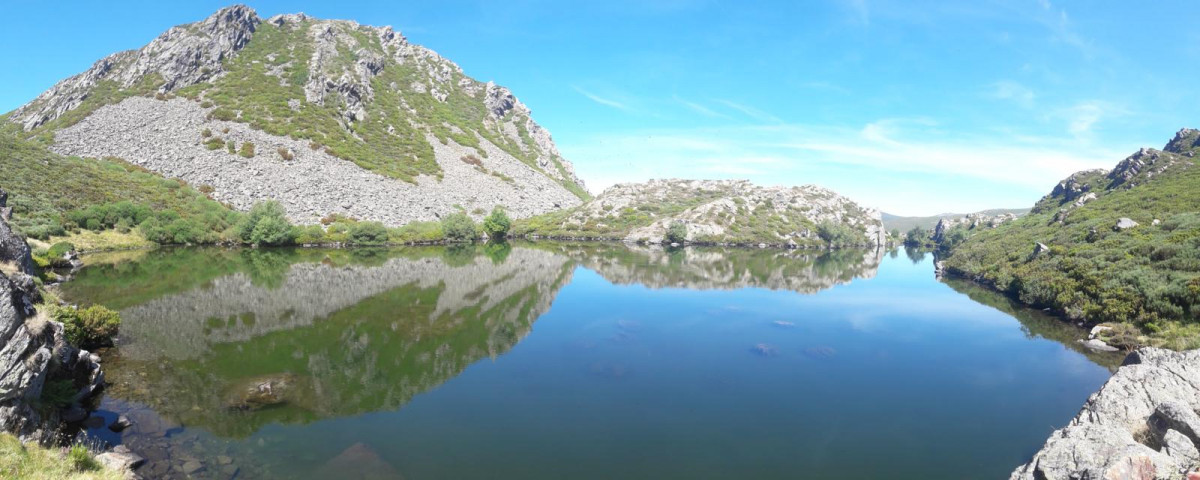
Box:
[715,99,782,123]
[1032,1,1094,58]
[573,86,633,111]
[673,96,729,119]
[561,120,1127,215]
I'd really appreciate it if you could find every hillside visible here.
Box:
[882,208,1028,233]
[2,5,588,227]
[942,128,1200,346]
[514,179,886,248]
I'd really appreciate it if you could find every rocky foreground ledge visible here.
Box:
[1012,348,1200,479]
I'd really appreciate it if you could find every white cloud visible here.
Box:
[573,86,632,111]
[673,96,729,119]
[560,120,1127,215]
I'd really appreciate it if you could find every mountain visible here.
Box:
[882,208,1029,233]
[942,128,1200,343]
[514,179,886,248]
[2,5,588,228]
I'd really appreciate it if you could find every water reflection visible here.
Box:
[58,243,1105,479]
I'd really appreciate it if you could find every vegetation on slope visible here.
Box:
[942,129,1200,344]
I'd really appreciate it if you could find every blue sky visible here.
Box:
[2,1,1197,215]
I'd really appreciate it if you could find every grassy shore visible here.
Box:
[0,434,122,480]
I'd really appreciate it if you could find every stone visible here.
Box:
[1012,348,1200,479]
[1161,429,1200,467]
[1090,325,1113,340]
[1033,243,1050,256]
[182,459,206,475]
[96,450,146,471]
[1116,217,1140,231]
[109,414,133,432]
[1079,338,1120,352]
[1149,401,1200,443]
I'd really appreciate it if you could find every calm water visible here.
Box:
[60,244,1121,479]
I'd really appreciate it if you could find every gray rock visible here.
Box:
[1033,242,1050,256]
[1079,338,1120,352]
[1160,429,1200,467]
[1149,401,1200,444]
[1012,348,1200,479]
[1090,325,1113,340]
[0,188,33,275]
[109,414,133,432]
[182,459,206,475]
[96,450,146,472]
[1116,217,1140,231]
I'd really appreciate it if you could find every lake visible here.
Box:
[59,243,1122,479]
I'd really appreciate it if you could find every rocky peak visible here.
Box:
[1107,147,1189,189]
[10,4,261,130]
[1164,128,1200,157]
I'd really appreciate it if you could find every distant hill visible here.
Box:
[943,128,1200,346]
[514,179,886,248]
[882,208,1029,233]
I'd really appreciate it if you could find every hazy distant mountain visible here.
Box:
[882,208,1030,233]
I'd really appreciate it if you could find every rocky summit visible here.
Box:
[517,179,886,248]
[6,5,588,226]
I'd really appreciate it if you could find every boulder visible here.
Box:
[1116,217,1140,231]
[96,450,146,472]
[0,187,33,275]
[1080,338,1120,352]
[1012,348,1200,479]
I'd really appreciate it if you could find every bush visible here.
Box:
[460,154,483,167]
[349,221,389,245]
[226,140,236,154]
[239,142,256,158]
[68,444,99,472]
[665,221,687,244]
[389,221,443,244]
[277,147,294,161]
[294,225,327,244]
[53,304,121,349]
[441,213,477,243]
[482,207,511,240]
[204,137,224,150]
[235,201,294,246]
[201,128,212,138]
[45,242,76,267]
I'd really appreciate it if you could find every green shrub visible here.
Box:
[294,225,327,244]
[53,304,121,349]
[201,128,212,138]
[38,378,76,410]
[235,201,294,246]
[388,221,443,243]
[665,221,687,244]
[226,140,236,154]
[441,213,477,243]
[348,221,389,245]
[482,207,511,240]
[239,142,256,158]
[204,137,224,150]
[44,242,76,267]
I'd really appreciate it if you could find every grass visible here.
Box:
[0,433,123,480]
[49,230,155,253]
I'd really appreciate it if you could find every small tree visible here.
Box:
[665,221,687,244]
[482,207,511,240]
[236,201,294,245]
[441,213,477,243]
[904,226,927,246]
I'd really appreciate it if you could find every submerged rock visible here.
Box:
[1011,348,1200,479]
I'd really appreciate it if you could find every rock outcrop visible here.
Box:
[524,179,886,248]
[0,188,104,438]
[1011,348,1200,479]
[929,212,1018,244]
